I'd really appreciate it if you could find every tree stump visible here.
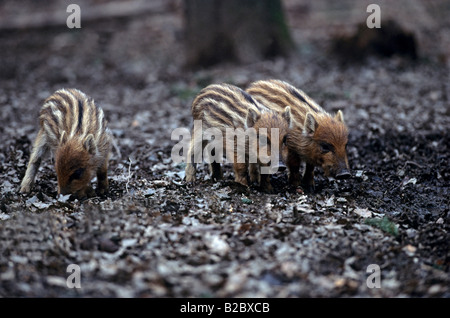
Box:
[184,0,294,67]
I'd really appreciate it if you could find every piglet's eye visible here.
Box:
[69,168,85,182]
[320,142,334,153]
[282,135,287,145]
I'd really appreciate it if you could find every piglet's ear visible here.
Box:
[283,106,300,129]
[283,106,292,128]
[303,113,317,135]
[335,110,345,124]
[59,131,68,145]
[83,134,97,155]
[245,108,260,129]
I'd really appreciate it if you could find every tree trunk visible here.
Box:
[184,0,294,67]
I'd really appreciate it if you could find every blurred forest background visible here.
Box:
[0,0,449,72]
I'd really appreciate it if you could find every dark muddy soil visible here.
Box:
[0,0,448,298]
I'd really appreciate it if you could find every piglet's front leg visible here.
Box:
[96,160,109,196]
[259,172,273,193]
[287,150,301,187]
[301,163,315,192]
[233,162,249,187]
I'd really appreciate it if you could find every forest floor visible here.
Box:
[0,0,448,297]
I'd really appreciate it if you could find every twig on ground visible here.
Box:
[125,157,133,193]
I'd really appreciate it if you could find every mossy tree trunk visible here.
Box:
[184,0,294,67]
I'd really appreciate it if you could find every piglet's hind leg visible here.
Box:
[20,130,48,193]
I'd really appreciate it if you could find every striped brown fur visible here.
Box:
[19,88,112,198]
[247,79,350,191]
[185,83,292,192]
